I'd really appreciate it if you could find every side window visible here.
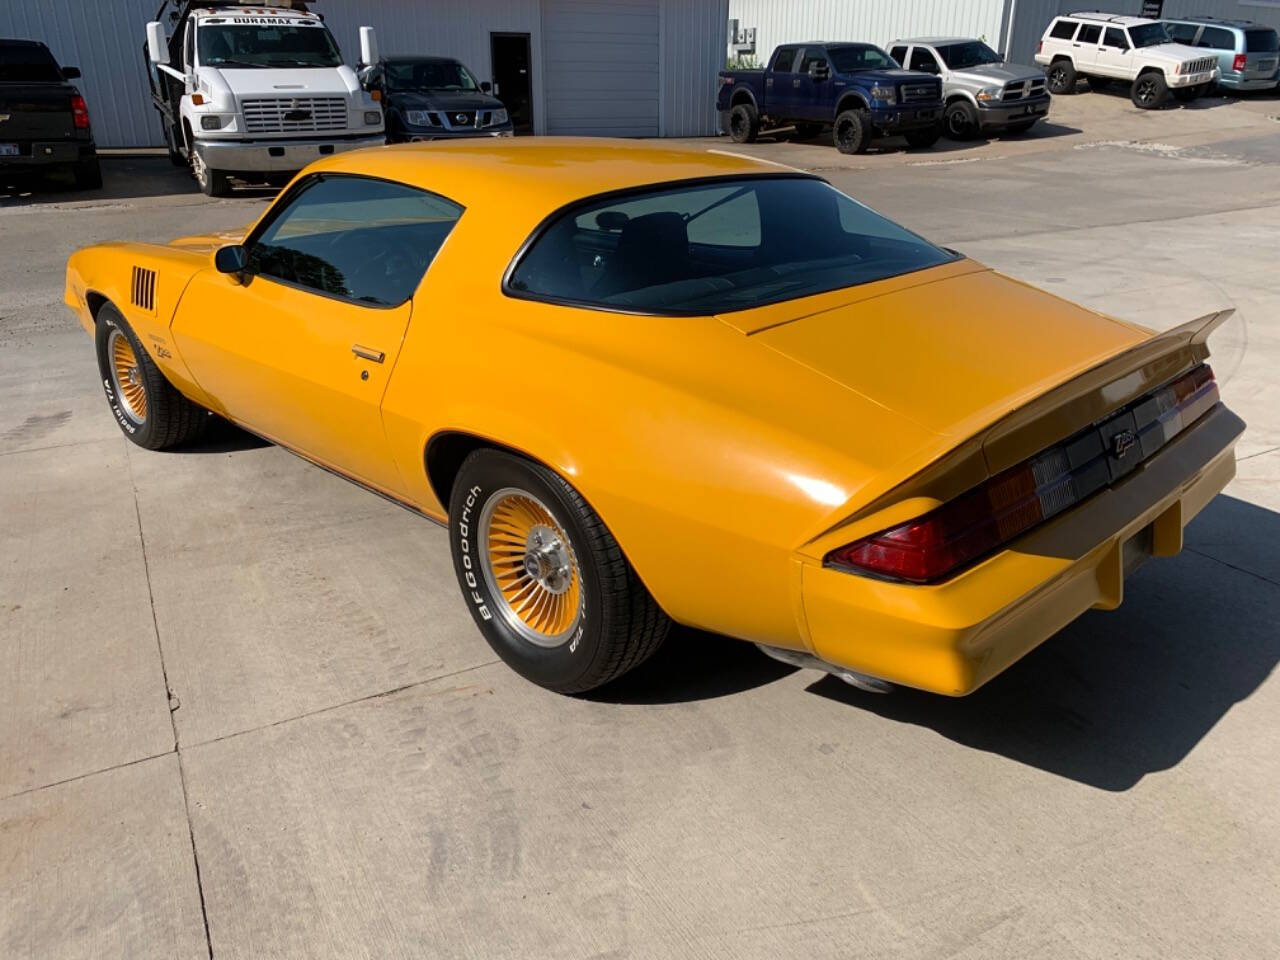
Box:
[889,45,907,66]
[1166,22,1199,45]
[1103,28,1128,49]
[183,20,195,69]
[1050,20,1079,41]
[772,48,797,73]
[798,48,828,73]
[1077,24,1102,44]
[248,176,463,306]
[909,47,940,73]
[1199,27,1236,50]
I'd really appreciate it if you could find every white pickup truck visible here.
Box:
[145,0,384,196]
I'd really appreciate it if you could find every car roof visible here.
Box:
[1060,12,1150,27]
[0,38,52,49]
[891,37,974,46]
[310,138,796,211]
[1163,17,1261,30]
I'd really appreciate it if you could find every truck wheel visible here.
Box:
[833,108,872,154]
[191,149,232,197]
[94,304,210,450]
[793,122,823,140]
[728,103,759,143]
[1047,59,1077,95]
[904,123,942,149]
[72,158,103,190]
[1132,72,1168,109]
[448,448,671,694]
[944,101,979,140]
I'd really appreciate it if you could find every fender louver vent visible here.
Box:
[131,266,156,312]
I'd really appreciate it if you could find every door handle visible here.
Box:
[352,345,385,363]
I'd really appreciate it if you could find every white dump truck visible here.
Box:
[144,0,385,196]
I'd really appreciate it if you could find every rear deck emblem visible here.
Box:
[1112,429,1137,459]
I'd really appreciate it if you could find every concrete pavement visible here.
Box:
[3,91,1279,958]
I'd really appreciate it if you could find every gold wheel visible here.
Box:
[479,488,583,647]
[108,328,147,423]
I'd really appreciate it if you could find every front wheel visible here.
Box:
[1132,72,1168,109]
[449,449,671,694]
[944,100,980,140]
[191,148,232,197]
[1047,60,1077,95]
[833,108,872,154]
[728,103,759,143]
[94,305,210,449]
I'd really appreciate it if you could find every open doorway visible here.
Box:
[490,33,534,135]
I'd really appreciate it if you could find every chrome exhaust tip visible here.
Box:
[756,644,893,694]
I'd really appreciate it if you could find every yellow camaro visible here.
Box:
[65,140,1244,696]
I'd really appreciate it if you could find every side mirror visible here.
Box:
[359,26,379,69]
[146,21,169,65]
[214,244,249,280]
[481,80,492,93]
[62,66,81,80]
[808,63,829,80]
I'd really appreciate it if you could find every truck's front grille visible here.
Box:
[1187,57,1215,75]
[1003,77,1047,101]
[899,82,939,103]
[240,97,348,134]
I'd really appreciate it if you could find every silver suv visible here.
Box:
[1162,17,1279,93]
[890,37,1049,140]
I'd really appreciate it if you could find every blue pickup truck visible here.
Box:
[718,42,944,153]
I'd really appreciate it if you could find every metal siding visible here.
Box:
[661,0,728,136]
[541,0,660,136]
[728,0,1009,61]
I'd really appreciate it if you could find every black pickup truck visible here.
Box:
[0,39,101,189]
[718,42,944,154]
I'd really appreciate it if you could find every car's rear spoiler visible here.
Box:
[981,309,1234,474]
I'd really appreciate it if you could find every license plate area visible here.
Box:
[0,144,20,157]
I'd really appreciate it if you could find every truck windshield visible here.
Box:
[1128,23,1171,48]
[0,42,63,83]
[826,45,897,73]
[936,41,1002,69]
[507,176,957,316]
[197,23,342,69]
[384,60,479,92]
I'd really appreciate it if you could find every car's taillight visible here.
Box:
[71,94,90,129]
[1036,41,1043,54]
[825,365,1220,584]
[1233,53,1247,72]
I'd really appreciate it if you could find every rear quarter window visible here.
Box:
[1049,20,1079,41]
[0,42,63,82]
[1198,26,1237,51]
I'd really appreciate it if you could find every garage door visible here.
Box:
[540,0,659,136]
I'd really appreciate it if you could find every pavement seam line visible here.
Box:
[126,442,215,960]
[1235,444,1279,463]
[1185,546,1280,589]
[0,748,176,803]
[185,658,504,751]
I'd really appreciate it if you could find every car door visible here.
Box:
[908,45,944,83]
[1095,27,1132,77]
[796,47,833,121]
[765,46,799,117]
[171,174,464,495]
[1072,23,1103,74]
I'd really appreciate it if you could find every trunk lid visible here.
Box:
[739,266,1151,442]
[0,82,75,140]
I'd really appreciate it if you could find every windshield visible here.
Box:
[384,59,479,92]
[827,45,897,73]
[507,177,956,315]
[1246,29,1279,53]
[197,22,342,69]
[0,42,63,83]
[1129,23,1171,48]
[936,41,1002,69]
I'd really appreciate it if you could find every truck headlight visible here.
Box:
[975,87,1002,103]
[869,85,896,105]
[200,115,226,130]
[492,108,509,126]
[405,110,434,127]
[364,110,383,126]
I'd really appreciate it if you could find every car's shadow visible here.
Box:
[601,495,1279,791]
[756,120,1083,156]
[0,154,280,207]
[171,415,271,454]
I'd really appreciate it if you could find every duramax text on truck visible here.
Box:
[143,0,384,196]
[718,42,945,154]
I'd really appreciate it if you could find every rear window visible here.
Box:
[1246,29,1279,53]
[506,177,956,316]
[0,42,63,83]
[1049,20,1079,41]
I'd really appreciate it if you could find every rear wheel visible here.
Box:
[94,305,210,449]
[728,102,759,143]
[904,124,942,148]
[1132,72,1168,109]
[833,107,872,154]
[1047,59,1077,95]
[944,100,980,140]
[448,449,670,694]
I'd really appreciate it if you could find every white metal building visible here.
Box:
[0,0,728,147]
[729,0,1280,67]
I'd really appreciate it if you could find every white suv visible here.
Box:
[1035,12,1219,108]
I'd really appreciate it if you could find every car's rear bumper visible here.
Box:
[798,403,1245,696]
[977,95,1051,127]
[192,134,385,173]
[1218,73,1278,91]
[0,140,96,168]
